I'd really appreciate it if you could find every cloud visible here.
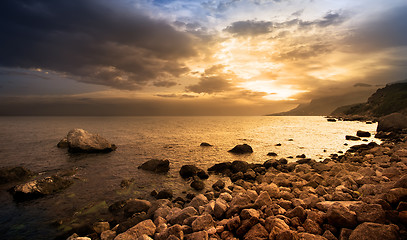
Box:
[186,65,236,94]
[224,20,274,36]
[153,80,178,88]
[0,0,196,90]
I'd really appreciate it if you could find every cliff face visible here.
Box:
[331,82,407,117]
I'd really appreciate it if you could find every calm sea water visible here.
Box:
[0,116,378,239]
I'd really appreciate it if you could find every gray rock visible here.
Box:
[138,159,170,173]
[349,222,399,240]
[66,128,116,153]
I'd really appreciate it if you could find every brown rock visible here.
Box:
[191,214,214,232]
[275,230,300,240]
[303,219,322,235]
[115,219,156,239]
[266,217,290,239]
[349,222,399,240]
[286,206,306,222]
[226,216,241,231]
[243,223,268,240]
[326,203,357,229]
[322,230,338,240]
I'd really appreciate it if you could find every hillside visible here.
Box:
[331,82,407,117]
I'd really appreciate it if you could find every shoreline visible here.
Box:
[64,131,407,240]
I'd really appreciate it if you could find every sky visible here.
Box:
[0,0,406,115]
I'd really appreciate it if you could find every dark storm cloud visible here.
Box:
[353,83,372,88]
[186,76,233,94]
[224,11,347,37]
[0,0,196,90]
[345,5,407,52]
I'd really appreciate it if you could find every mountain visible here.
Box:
[331,81,407,117]
[268,90,375,116]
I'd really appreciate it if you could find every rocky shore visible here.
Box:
[64,129,407,239]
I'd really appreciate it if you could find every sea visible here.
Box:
[0,116,379,239]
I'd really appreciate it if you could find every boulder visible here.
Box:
[377,113,407,132]
[230,161,250,173]
[57,137,69,148]
[196,169,209,180]
[9,175,73,201]
[212,179,225,191]
[138,159,170,173]
[352,203,386,223]
[0,166,34,184]
[191,179,205,191]
[155,189,173,200]
[180,165,199,178]
[243,223,268,240]
[65,128,116,153]
[207,162,232,174]
[356,131,371,138]
[168,206,198,225]
[266,217,290,239]
[326,203,357,229]
[349,222,399,240]
[228,144,253,154]
[191,214,214,232]
[92,222,110,234]
[267,152,278,157]
[115,219,156,239]
[123,199,152,216]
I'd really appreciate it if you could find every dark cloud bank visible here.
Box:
[0,0,196,89]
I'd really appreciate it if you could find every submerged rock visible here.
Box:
[228,144,253,154]
[63,128,116,153]
[0,166,34,184]
[356,130,371,137]
[346,135,361,141]
[200,142,212,147]
[138,159,170,173]
[9,175,73,201]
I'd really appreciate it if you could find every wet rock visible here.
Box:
[65,128,116,153]
[0,166,34,184]
[57,137,69,148]
[377,113,407,132]
[196,169,209,180]
[155,189,173,200]
[207,162,232,174]
[9,175,73,201]
[191,214,214,232]
[115,219,156,239]
[200,142,212,147]
[230,161,250,173]
[212,179,225,191]
[296,154,306,158]
[268,152,278,157]
[243,223,268,240]
[191,179,205,191]
[138,159,170,173]
[123,199,152,217]
[326,203,357,229]
[228,144,253,154]
[356,131,371,138]
[180,165,199,179]
[346,135,361,141]
[349,222,399,240]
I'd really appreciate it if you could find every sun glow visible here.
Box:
[240,80,308,100]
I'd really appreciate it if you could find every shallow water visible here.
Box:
[0,116,378,239]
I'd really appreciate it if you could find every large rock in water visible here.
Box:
[138,159,170,173]
[9,175,73,201]
[65,128,116,153]
[377,113,407,132]
[228,144,253,154]
[0,166,34,184]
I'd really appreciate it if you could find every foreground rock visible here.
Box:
[0,166,34,184]
[138,159,170,173]
[9,175,73,201]
[59,128,117,153]
[228,144,253,154]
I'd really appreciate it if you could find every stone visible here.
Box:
[188,194,208,210]
[236,217,259,237]
[322,230,337,240]
[356,131,371,138]
[346,135,361,141]
[207,162,232,174]
[0,166,34,184]
[101,230,116,240]
[214,198,228,219]
[228,144,253,154]
[191,214,214,232]
[303,219,322,235]
[57,137,69,148]
[230,160,250,173]
[268,152,278,157]
[275,230,300,240]
[240,209,260,220]
[66,128,116,153]
[157,224,183,240]
[394,175,407,188]
[123,199,152,216]
[9,175,73,201]
[191,179,205,191]
[326,203,357,229]
[286,206,306,222]
[349,222,399,240]
[197,169,209,179]
[377,113,407,132]
[155,189,173,199]
[339,228,352,240]
[137,235,153,240]
[200,142,212,147]
[243,223,268,240]
[254,191,272,208]
[298,232,327,240]
[168,206,198,225]
[180,165,199,178]
[212,179,225,191]
[138,159,170,173]
[226,216,241,231]
[352,203,386,223]
[185,230,208,240]
[265,217,290,239]
[93,222,110,234]
[115,219,156,239]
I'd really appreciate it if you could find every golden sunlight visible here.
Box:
[240,80,308,100]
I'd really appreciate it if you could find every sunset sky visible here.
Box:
[0,0,406,115]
